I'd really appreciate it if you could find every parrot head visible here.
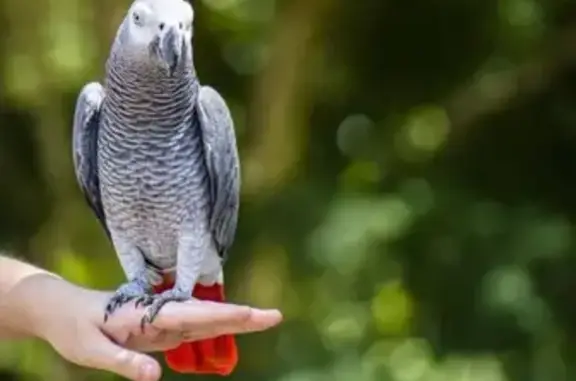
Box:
[116,0,194,76]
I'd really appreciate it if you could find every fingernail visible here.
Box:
[259,308,282,316]
[140,362,157,381]
[253,309,283,324]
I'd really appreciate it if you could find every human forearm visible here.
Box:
[0,254,62,338]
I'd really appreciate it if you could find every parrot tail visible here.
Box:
[153,280,238,376]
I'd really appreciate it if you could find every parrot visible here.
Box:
[71,0,240,375]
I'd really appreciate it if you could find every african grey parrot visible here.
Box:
[71,0,240,374]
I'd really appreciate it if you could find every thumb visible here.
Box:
[79,328,162,381]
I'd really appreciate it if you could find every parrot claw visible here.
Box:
[139,288,191,332]
[104,278,152,322]
[134,294,155,308]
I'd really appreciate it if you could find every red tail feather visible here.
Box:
[153,281,238,375]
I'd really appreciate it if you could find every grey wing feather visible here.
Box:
[196,86,241,260]
[72,82,109,237]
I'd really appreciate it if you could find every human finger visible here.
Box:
[101,301,166,345]
[76,327,161,381]
[123,331,183,352]
[149,300,283,332]
[181,307,283,341]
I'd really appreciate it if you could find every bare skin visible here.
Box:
[0,255,283,381]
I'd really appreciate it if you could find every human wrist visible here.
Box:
[0,273,76,340]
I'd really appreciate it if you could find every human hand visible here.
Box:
[10,274,282,381]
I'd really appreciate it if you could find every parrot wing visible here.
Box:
[72,82,110,238]
[196,85,240,260]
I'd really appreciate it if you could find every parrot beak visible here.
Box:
[160,26,183,76]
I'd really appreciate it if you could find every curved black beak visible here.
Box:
[160,26,183,76]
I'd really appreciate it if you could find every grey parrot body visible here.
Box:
[72,0,240,324]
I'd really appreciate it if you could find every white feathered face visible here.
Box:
[121,0,194,75]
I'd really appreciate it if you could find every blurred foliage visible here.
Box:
[3,0,576,380]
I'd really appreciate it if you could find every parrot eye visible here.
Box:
[132,12,143,26]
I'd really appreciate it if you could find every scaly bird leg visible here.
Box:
[138,230,205,331]
[105,231,154,321]
[138,287,191,331]
[104,276,153,321]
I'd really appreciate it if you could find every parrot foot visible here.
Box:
[139,288,191,332]
[104,278,152,322]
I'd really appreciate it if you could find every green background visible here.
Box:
[2,0,576,380]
